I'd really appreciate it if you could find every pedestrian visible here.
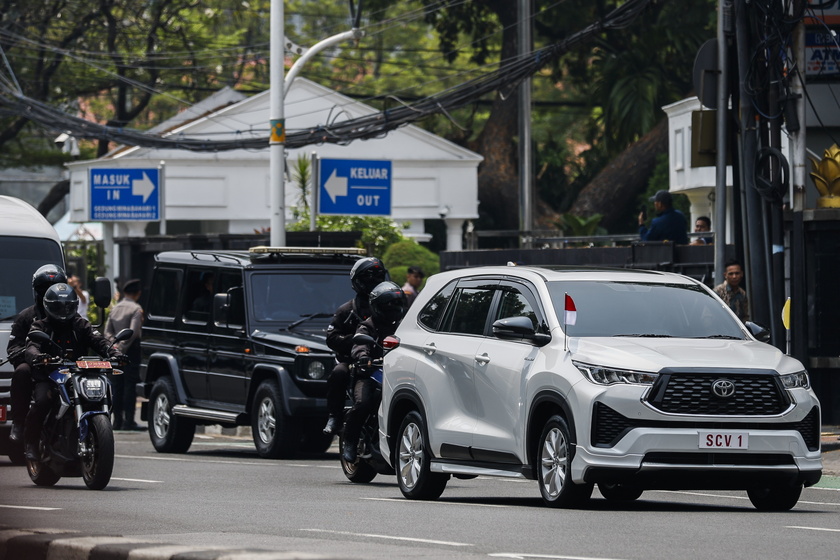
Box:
[715,259,750,322]
[402,266,424,306]
[638,190,689,245]
[104,278,144,430]
[691,216,713,245]
[67,273,90,318]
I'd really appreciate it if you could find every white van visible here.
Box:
[0,196,65,460]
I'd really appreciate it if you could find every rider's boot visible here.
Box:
[9,421,24,443]
[323,413,343,435]
[23,425,39,461]
[342,413,362,463]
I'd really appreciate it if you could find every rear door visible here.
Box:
[207,270,249,407]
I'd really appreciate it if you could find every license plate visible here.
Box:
[699,431,749,449]
[0,405,6,422]
[76,360,111,369]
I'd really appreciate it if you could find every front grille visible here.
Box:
[646,372,788,415]
[592,402,641,447]
[643,452,796,466]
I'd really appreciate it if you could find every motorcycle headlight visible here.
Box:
[79,377,106,400]
[780,371,809,390]
[573,361,658,386]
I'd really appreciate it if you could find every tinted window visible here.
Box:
[147,268,182,319]
[0,237,64,320]
[446,287,495,335]
[495,288,538,330]
[216,271,245,328]
[184,268,216,323]
[548,281,745,339]
[417,281,456,331]
[250,272,354,326]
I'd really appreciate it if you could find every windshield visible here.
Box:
[249,271,355,328]
[0,236,65,321]
[547,281,746,339]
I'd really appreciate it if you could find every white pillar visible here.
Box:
[444,218,465,251]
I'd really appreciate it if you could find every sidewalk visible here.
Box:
[821,425,840,477]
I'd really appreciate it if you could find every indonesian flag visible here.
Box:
[564,294,577,326]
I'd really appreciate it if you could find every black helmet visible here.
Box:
[369,281,407,325]
[43,283,79,323]
[32,264,67,307]
[350,257,389,295]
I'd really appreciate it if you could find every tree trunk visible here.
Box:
[569,118,668,232]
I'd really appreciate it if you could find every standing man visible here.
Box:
[638,190,689,245]
[691,216,714,245]
[67,273,90,319]
[715,259,750,322]
[401,266,424,306]
[104,279,144,430]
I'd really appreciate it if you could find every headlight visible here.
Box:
[304,360,327,380]
[79,377,106,400]
[573,361,658,386]
[780,371,809,390]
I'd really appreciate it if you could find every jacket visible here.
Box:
[326,295,371,363]
[639,208,689,245]
[6,305,43,368]
[25,316,117,380]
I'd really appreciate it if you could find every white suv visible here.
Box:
[379,265,822,510]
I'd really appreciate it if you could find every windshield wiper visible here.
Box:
[704,334,742,339]
[284,312,333,331]
[613,334,674,338]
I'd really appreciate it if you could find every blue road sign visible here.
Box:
[319,158,391,216]
[90,168,159,221]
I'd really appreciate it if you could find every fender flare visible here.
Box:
[249,364,301,417]
[145,353,188,403]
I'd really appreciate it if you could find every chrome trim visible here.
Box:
[172,405,239,422]
[430,461,526,479]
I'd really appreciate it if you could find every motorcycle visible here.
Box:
[25,328,132,490]
[338,333,399,483]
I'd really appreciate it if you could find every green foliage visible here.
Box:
[382,240,440,287]
[556,213,606,237]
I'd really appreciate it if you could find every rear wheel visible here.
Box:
[252,381,299,459]
[149,377,195,453]
[598,482,643,502]
[338,432,378,483]
[82,414,114,490]
[300,423,335,454]
[747,484,803,511]
[537,415,592,508]
[396,411,448,500]
[26,435,61,487]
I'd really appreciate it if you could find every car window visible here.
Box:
[215,271,245,329]
[146,268,182,320]
[445,287,495,335]
[184,268,216,323]
[494,288,538,331]
[417,280,456,331]
[548,281,745,339]
[250,272,353,325]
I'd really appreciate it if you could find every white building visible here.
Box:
[66,78,482,255]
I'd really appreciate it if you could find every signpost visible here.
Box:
[318,158,391,216]
[90,168,160,221]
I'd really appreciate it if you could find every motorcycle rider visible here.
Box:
[23,283,126,461]
[342,281,407,463]
[322,257,389,435]
[6,264,67,444]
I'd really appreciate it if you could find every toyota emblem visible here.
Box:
[711,379,736,398]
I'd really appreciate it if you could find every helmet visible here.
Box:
[32,264,67,306]
[350,257,389,295]
[43,283,79,323]
[369,281,407,325]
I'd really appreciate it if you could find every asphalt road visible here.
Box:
[1,430,839,560]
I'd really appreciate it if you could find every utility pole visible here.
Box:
[269,0,286,247]
[714,0,731,286]
[518,0,533,247]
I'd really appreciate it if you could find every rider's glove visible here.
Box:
[111,353,129,365]
[35,353,52,364]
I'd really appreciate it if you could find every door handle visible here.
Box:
[423,343,437,355]
[474,353,490,365]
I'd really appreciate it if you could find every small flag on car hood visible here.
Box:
[564,294,577,326]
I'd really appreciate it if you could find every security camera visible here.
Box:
[438,205,450,219]
[54,132,70,147]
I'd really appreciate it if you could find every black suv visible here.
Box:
[138,246,363,458]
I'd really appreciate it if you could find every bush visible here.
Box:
[382,240,439,287]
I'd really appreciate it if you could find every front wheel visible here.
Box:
[82,414,114,490]
[537,415,592,508]
[149,377,195,453]
[747,484,803,511]
[598,482,643,502]
[251,381,299,459]
[396,411,448,500]
[338,432,377,483]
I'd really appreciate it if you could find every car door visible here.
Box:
[414,278,498,459]
[471,280,544,463]
[177,267,215,402]
[207,270,249,408]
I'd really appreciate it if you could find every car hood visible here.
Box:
[569,337,804,374]
[251,329,330,353]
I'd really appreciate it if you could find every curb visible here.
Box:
[0,529,333,560]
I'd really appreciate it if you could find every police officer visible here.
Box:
[322,257,389,435]
[23,283,126,460]
[342,281,407,463]
[6,264,67,444]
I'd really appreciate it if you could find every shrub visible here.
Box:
[382,240,439,287]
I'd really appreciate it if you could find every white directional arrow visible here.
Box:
[132,172,156,203]
[324,169,348,203]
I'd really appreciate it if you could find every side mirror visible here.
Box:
[352,333,376,345]
[28,330,50,344]
[114,328,133,342]
[93,277,113,309]
[744,321,771,343]
[213,292,230,325]
[492,316,551,346]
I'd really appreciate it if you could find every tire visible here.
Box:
[26,435,61,487]
[300,424,335,454]
[396,411,448,500]
[537,415,592,508]
[747,484,803,511]
[81,414,114,490]
[598,482,643,502]
[251,381,299,459]
[7,443,25,466]
[149,377,195,453]
[338,432,378,483]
